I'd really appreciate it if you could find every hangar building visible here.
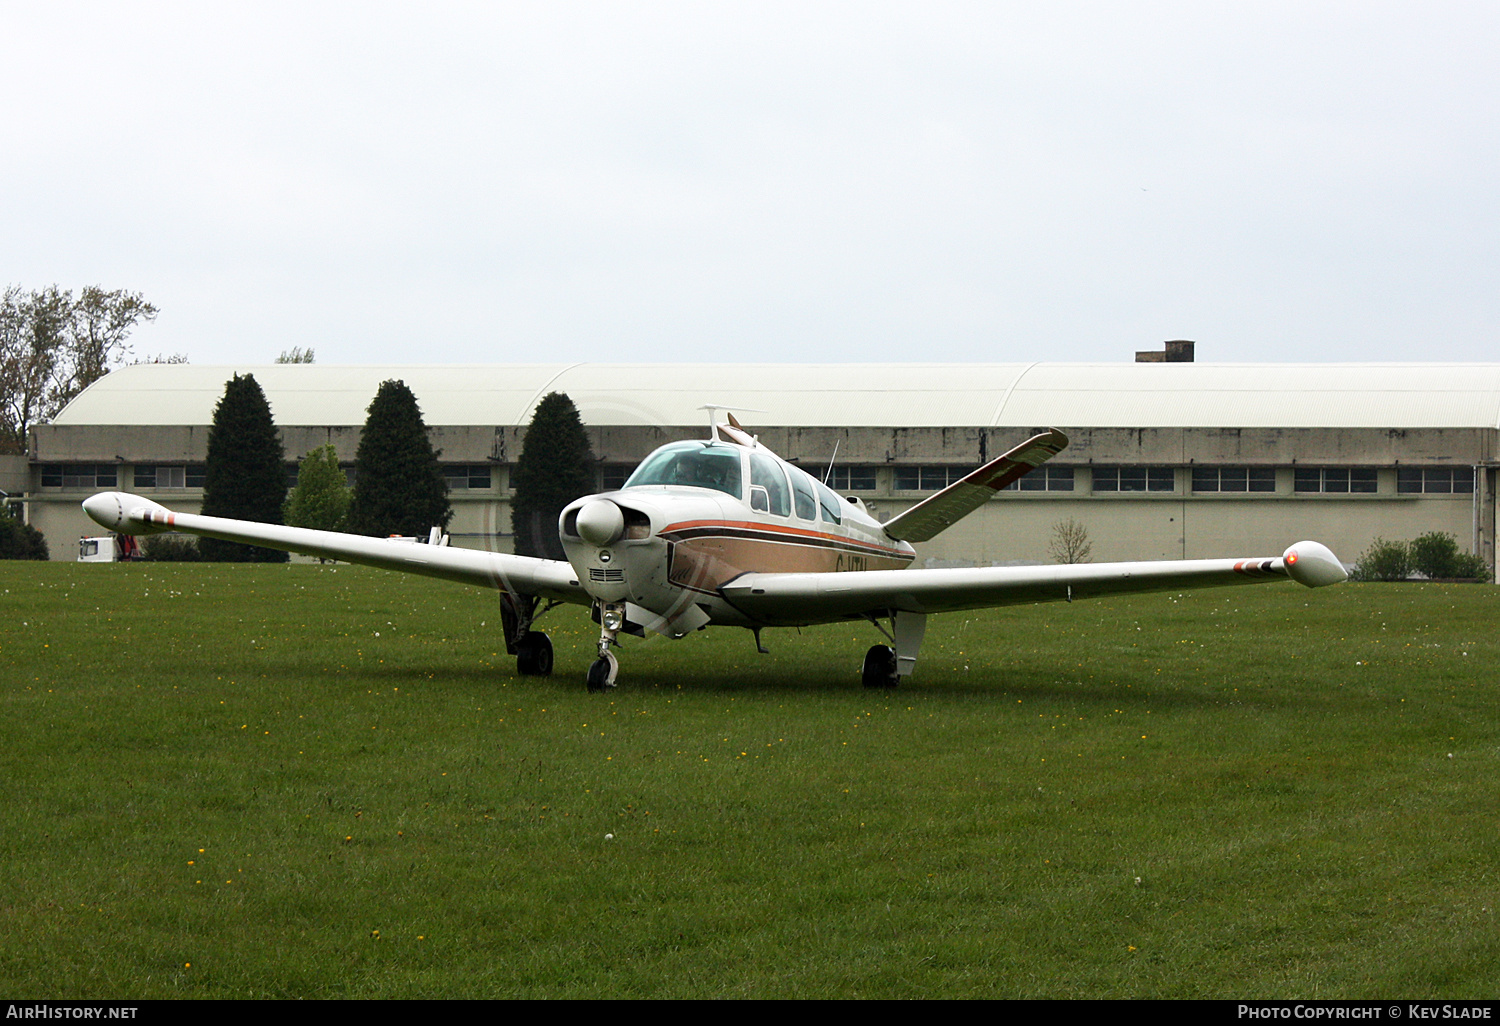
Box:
[13,361,1499,575]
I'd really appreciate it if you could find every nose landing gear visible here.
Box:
[587,651,619,692]
[587,601,626,691]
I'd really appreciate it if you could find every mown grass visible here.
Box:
[1,562,1497,998]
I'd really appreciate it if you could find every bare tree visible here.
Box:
[1048,517,1093,563]
[276,347,315,363]
[68,287,159,397]
[0,285,72,453]
[0,284,158,453]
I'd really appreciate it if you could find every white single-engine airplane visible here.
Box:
[82,413,1347,691]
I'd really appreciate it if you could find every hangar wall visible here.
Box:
[20,363,1500,574]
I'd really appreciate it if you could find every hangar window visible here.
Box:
[1092,466,1174,492]
[601,465,636,490]
[1397,467,1474,494]
[41,464,117,490]
[445,465,493,490]
[133,465,204,490]
[826,466,877,491]
[1191,467,1275,493]
[1001,465,1075,491]
[894,466,969,491]
[1295,468,1377,494]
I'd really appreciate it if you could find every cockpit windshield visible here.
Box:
[623,442,744,499]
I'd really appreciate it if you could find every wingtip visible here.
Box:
[82,491,173,534]
[1282,540,1349,587]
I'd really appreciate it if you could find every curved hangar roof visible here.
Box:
[53,362,1500,430]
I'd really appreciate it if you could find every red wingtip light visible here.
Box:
[1286,551,1298,565]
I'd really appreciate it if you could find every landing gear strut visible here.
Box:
[587,601,625,691]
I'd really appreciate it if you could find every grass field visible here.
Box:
[2,561,1497,998]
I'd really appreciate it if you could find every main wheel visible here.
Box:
[586,652,619,692]
[516,632,553,676]
[862,644,899,689]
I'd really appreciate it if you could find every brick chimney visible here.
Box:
[1136,339,1196,363]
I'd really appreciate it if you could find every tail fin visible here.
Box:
[881,429,1068,543]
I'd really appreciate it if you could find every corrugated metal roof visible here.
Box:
[50,362,1500,430]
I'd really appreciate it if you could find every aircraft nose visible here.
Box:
[575,498,626,547]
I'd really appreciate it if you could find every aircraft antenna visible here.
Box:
[822,439,841,485]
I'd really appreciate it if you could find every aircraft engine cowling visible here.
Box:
[574,499,626,548]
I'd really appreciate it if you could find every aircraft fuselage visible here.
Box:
[559,439,914,634]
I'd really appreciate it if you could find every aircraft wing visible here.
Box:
[719,541,1347,626]
[81,492,586,604]
[882,429,1069,543]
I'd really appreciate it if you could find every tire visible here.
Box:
[586,653,618,692]
[862,644,899,689]
[516,632,554,676]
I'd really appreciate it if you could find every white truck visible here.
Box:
[78,534,142,562]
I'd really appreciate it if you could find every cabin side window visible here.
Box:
[749,453,791,517]
[816,480,843,525]
[789,468,818,520]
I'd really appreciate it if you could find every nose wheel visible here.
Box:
[587,651,620,692]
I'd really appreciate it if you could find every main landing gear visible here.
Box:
[860,610,927,689]
[502,593,555,677]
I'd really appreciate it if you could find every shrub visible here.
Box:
[1409,532,1492,582]
[284,444,351,534]
[1450,552,1494,583]
[142,534,201,562]
[1409,531,1468,579]
[0,504,48,559]
[1350,538,1410,582]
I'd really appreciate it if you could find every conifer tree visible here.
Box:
[284,444,351,533]
[347,380,451,537]
[198,373,288,562]
[511,392,595,559]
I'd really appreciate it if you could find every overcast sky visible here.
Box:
[3,2,1497,366]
